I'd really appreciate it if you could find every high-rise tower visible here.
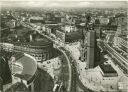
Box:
[80,14,97,68]
[86,30,96,68]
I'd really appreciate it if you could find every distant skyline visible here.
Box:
[0,0,127,8]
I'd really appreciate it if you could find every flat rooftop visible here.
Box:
[65,30,83,42]
[12,52,37,81]
[14,37,53,47]
[11,26,53,47]
[100,64,117,74]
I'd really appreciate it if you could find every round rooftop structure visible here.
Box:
[11,53,37,81]
[13,37,53,48]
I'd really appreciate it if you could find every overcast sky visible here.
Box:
[0,0,127,8]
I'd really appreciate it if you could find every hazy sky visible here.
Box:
[0,0,127,8]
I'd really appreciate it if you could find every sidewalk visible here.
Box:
[78,63,104,91]
[37,57,62,79]
[65,42,113,91]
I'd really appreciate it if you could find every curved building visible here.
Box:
[1,37,60,62]
[13,36,55,62]
[11,53,37,81]
[1,25,60,62]
[3,52,37,92]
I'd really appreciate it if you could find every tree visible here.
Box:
[0,55,12,85]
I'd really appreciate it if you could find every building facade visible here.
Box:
[86,30,96,68]
[0,38,57,62]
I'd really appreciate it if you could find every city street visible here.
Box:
[0,2,127,92]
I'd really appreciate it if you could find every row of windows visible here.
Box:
[31,53,48,61]
[14,46,45,53]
